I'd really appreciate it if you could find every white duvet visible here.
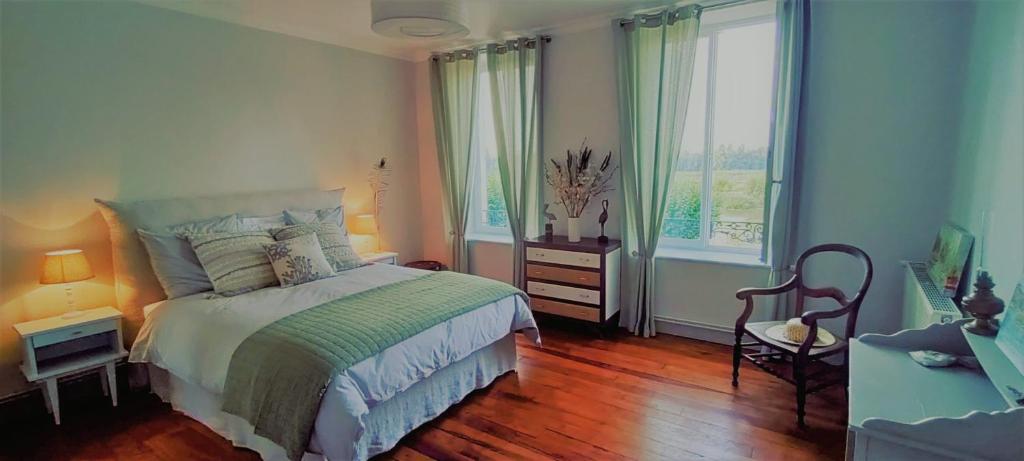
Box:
[129,263,539,460]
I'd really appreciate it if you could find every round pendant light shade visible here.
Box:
[371,0,469,40]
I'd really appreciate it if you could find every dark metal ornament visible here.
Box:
[543,203,556,241]
[598,199,609,244]
[962,270,1005,336]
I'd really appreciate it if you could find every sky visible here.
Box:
[681,20,777,160]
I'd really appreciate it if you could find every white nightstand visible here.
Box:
[361,251,399,265]
[13,306,127,425]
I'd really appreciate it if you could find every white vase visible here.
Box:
[567,217,581,242]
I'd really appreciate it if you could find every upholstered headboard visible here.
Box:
[95,188,344,343]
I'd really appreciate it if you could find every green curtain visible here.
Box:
[430,51,479,273]
[487,38,543,289]
[763,0,808,320]
[615,6,702,337]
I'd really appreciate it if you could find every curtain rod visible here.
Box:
[618,0,764,26]
[430,36,551,61]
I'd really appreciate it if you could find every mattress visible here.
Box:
[129,263,539,460]
[148,334,518,461]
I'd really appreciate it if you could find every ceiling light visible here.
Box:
[371,0,469,40]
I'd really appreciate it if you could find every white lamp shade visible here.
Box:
[40,249,94,284]
[350,214,378,235]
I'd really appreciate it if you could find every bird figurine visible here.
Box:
[598,199,609,244]
[543,203,557,241]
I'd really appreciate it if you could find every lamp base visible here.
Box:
[963,318,1000,336]
[61,310,85,319]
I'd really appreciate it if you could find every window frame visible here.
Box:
[659,13,776,257]
[467,62,512,239]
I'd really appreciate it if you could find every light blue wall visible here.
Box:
[948,0,1024,300]
[795,0,974,334]
[452,0,998,338]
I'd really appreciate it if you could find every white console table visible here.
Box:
[847,321,1024,460]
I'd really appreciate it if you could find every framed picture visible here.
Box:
[926,223,974,297]
[996,279,1024,376]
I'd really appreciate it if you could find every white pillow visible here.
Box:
[283,206,345,229]
[240,212,288,230]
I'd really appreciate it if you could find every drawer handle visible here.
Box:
[71,330,83,336]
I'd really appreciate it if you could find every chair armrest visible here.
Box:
[735,275,798,300]
[800,306,851,325]
[734,275,798,334]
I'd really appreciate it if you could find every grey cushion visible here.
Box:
[138,230,212,298]
[283,206,345,229]
[137,214,241,299]
[271,223,364,273]
[94,188,344,339]
[264,233,336,287]
[189,231,279,296]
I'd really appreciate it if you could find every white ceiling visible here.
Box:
[139,0,674,61]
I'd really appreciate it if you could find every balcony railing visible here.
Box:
[662,217,763,245]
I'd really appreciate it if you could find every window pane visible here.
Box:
[663,37,709,241]
[473,70,509,232]
[709,22,774,249]
[484,155,508,227]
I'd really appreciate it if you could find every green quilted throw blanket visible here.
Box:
[221,271,526,461]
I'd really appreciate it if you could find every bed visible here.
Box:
[96,188,540,461]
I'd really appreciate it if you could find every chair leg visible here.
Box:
[794,359,807,428]
[732,331,743,387]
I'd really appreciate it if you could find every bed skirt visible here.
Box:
[148,333,518,461]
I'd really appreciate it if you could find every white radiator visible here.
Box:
[901,261,963,330]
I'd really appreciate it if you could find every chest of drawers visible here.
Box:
[523,236,621,329]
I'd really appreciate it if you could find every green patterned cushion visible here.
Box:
[271,223,365,273]
[189,231,278,296]
[263,233,335,287]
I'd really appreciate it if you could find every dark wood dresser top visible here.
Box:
[524,236,622,253]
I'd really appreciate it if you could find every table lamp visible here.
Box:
[350,213,380,251]
[40,249,95,318]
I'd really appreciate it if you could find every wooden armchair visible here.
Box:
[732,243,873,427]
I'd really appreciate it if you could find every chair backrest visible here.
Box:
[792,243,873,338]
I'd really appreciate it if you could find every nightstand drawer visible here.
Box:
[527,281,600,305]
[526,247,600,269]
[33,320,116,348]
[532,298,600,322]
[526,264,600,287]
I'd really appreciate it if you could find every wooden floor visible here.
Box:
[1,321,848,460]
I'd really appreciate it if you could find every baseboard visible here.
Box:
[654,316,734,345]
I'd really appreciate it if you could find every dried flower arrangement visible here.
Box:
[545,141,616,218]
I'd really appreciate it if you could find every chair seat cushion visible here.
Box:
[744,321,847,357]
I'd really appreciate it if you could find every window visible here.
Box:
[661,5,777,255]
[468,61,511,237]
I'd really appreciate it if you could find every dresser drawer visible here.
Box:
[526,264,600,287]
[525,247,600,269]
[531,298,600,322]
[527,281,600,305]
[32,319,117,348]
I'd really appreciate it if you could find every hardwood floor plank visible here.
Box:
[1,323,847,461]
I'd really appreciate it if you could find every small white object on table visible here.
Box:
[360,251,398,265]
[13,306,128,425]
